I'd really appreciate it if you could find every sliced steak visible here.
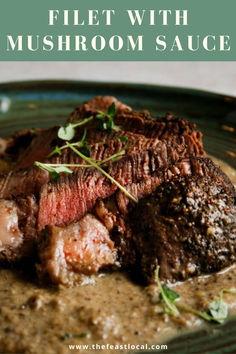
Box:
[15,127,59,170]
[3,129,36,160]
[69,96,132,122]
[130,159,236,283]
[37,214,117,285]
[0,128,203,199]
[0,200,23,260]
[38,167,116,230]
[69,96,203,146]
[0,167,48,199]
[0,195,38,261]
[0,96,204,199]
[38,152,200,231]
[1,127,59,170]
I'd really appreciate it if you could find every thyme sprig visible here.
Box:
[35,102,137,202]
[155,266,236,324]
[96,102,120,133]
[36,149,126,171]
[48,129,90,158]
[34,162,73,181]
[57,101,120,142]
[155,267,180,316]
[35,146,136,202]
[66,142,138,203]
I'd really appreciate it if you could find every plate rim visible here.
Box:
[0,79,235,103]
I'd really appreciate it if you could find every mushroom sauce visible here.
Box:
[0,158,235,354]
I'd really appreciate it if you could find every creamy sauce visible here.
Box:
[0,158,235,354]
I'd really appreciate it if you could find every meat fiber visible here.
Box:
[69,97,203,151]
[38,152,201,231]
[0,131,203,199]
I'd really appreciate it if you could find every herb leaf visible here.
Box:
[96,103,120,134]
[58,116,93,141]
[80,141,91,157]
[58,124,75,141]
[155,268,236,324]
[107,102,116,117]
[155,266,180,316]
[161,285,180,303]
[48,145,62,158]
[79,129,91,157]
[209,291,228,324]
[34,162,72,181]
[115,136,128,143]
[30,129,37,136]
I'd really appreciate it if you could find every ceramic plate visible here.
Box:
[0,80,235,354]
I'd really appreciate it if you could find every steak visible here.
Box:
[0,95,235,288]
[37,214,117,286]
[0,195,38,261]
[1,127,56,169]
[38,157,219,277]
[15,127,59,170]
[69,96,203,148]
[0,199,23,260]
[0,95,203,199]
[38,152,201,231]
[0,128,203,199]
[130,158,236,283]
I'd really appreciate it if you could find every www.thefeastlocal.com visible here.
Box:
[68,343,168,351]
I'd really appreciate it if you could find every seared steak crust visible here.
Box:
[130,158,236,283]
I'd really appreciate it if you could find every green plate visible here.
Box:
[0,80,235,354]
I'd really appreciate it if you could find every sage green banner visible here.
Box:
[0,0,235,60]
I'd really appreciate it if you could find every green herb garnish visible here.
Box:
[35,146,136,202]
[96,102,120,134]
[48,129,90,158]
[35,102,137,202]
[99,149,126,164]
[114,136,128,143]
[66,142,138,203]
[29,128,37,136]
[208,291,228,324]
[48,145,62,158]
[155,266,236,324]
[80,140,91,158]
[34,162,73,181]
[155,266,180,316]
[58,116,93,141]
